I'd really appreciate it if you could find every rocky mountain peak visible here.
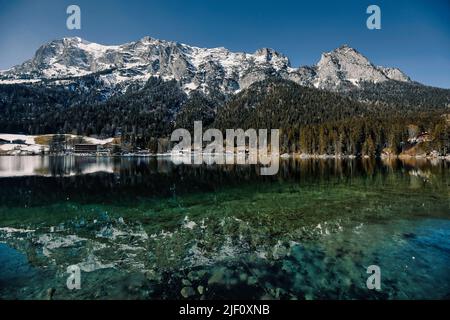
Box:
[254,48,290,65]
[0,37,412,95]
[313,45,401,89]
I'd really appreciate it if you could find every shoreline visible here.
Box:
[1,152,449,161]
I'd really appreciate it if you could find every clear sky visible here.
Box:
[0,0,449,88]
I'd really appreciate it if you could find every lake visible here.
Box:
[0,156,449,299]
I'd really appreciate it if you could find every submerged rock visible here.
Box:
[46,288,55,300]
[197,285,204,295]
[247,276,258,286]
[208,268,226,285]
[182,279,191,286]
[180,286,196,298]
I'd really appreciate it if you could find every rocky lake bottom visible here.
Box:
[0,156,449,299]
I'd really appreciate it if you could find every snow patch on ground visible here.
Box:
[0,134,113,156]
[83,136,114,145]
[0,134,37,144]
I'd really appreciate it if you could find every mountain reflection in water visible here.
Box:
[0,156,449,300]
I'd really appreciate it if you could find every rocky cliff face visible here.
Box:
[0,37,412,96]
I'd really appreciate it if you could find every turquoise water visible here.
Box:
[0,156,449,299]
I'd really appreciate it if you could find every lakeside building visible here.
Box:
[74,144,99,154]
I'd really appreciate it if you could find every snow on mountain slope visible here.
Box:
[378,67,411,82]
[0,37,411,95]
[313,45,388,89]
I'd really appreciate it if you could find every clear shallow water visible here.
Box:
[0,156,449,299]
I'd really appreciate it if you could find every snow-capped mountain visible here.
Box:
[0,37,411,95]
[309,45,410,90]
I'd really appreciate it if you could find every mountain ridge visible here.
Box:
[0,36,412,95]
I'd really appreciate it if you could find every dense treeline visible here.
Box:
[214,79,371,129]
[345,81,450,110]
[214,80,449,155]
[0,77,187,138]
[174,91,220,131]
[0,77,449,155]
[285,113,448,155]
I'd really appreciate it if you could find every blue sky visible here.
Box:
[0,0,449,88]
